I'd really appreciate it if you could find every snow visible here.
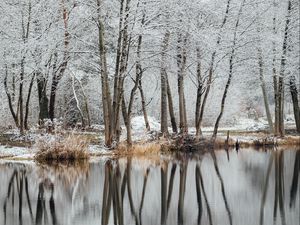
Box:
[10,153,35,160]
[0,144,111,159]
[0,145,31,158]
[131,116,160,132]
[89,124,105,132]
[121,116,161,141]
[237,118,269,131]
[88,145,110,155]
[197,117,270,133]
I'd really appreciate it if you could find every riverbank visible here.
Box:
[0,129,299,160]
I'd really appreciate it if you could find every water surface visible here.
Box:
[0,148,299,225]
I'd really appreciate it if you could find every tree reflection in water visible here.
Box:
[2,161,89,225]
[0,149,299,225]
[289,150,299,208]
[3,167,34,225]
[259,149,300,225]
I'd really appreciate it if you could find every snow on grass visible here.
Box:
[0,145,31,158]
[198,117,269,133]
[10,153,35,160]
[236,118,268,131]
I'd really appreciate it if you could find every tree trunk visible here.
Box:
[4,65,19,128]
[19,57,25,134]
[195,48,203,137]
[277,0,291,137]
[49,0,70,121]
[258,47,273,133]
[197,0,231,135]
[36,73,49,124]
[97,0,112,147]
[160,31,170,136]
[212,52,234,140]
[166,75,178,133]
[138,79,150,131]
[122,96,132,146]
[76,77,91,127]
[112,0,132,144]
[24,73,35,130]
[289,75,300,133]
[177,33,188,134]
[119,0,142,146]
[111,0,125,143]
[125,59,141,145]
[272,0,279,135]
[71,74,85,128]
[212,0,244,141]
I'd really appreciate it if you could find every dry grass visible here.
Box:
[277,135,300,146]
[213,137,236,149]
[116,141,162,155]
[34,134,90,162]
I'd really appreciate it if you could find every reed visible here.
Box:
[34,134,90,162]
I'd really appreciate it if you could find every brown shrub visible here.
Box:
[34,134,90,162]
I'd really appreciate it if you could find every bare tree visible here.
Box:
[48,0,73,121]
[196,0,231,137]
[274,0,292,136]
[160,31,170,136]
[212,0,245,141]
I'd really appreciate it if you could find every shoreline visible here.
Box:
[0,132,299,161]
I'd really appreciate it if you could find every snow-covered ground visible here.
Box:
[120,116,161,142]
[190,116,296,135]
[0,145,32,158]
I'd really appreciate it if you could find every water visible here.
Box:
[0,148,299,225]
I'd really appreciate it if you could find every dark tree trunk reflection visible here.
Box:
[290,150,299,208]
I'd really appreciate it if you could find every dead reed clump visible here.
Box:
[116,142,162,155]
[277,136,300,146]
[34,134,90,162]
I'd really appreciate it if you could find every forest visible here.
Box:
[0,0,299,147]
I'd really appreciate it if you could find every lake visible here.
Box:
[0,148,299,225]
